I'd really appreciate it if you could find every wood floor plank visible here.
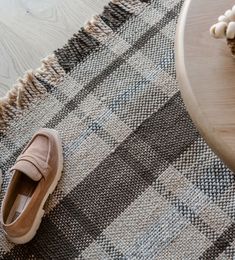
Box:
[0,0,109,96]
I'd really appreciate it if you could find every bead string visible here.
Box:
[210,6,235,39]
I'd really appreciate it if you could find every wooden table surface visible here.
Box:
[0,0,109,97]
[176,0,235,171]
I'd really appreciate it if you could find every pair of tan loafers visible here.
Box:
[1,128,63,244]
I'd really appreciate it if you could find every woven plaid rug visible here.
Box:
[0,0,235,259]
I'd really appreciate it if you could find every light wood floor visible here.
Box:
[0,0,109,96]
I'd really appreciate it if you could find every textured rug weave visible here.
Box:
[1,0,235,259]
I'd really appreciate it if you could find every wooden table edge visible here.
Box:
[175,0,235,172]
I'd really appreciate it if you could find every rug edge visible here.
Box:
[0,0,150,134]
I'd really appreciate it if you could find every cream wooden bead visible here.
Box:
[218,15,229,23]
[225,10,233,21]
[227,21,235,39]
[210,22,227,38]
[229,7,235,21]
[232,5,235,15]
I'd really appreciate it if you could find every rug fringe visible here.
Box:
[0,54,65,132]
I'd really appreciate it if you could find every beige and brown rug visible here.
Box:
[1,0,235,259]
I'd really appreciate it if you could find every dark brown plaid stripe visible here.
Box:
[199,223,235,259]
[54,0,151,73]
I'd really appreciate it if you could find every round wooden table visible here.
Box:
[176,0,235,172]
